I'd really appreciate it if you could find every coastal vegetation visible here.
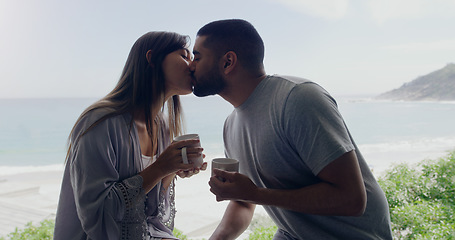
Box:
[377,150,455,239]
[1,150,454,239]
[0,220,54,240]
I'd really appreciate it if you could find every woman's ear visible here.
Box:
[146,50,154,67]
[222,51,237,74]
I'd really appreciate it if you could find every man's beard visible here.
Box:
[192,67,226,97]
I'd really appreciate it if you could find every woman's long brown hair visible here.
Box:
[66,32,188,161]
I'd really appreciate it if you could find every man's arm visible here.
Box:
[210,200,255,240]
[209,151,367,216]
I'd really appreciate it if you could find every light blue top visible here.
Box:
[54,109,176,240]
[223,75,392,239]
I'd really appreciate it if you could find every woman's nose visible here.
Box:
[189,61,196,72]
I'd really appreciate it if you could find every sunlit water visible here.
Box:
[1,95,454,176]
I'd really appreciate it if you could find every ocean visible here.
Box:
[1,95,455,177]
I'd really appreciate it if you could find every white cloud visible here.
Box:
[382,39,455,51]
[368,0,422,24]
[270,0,349,19]
[368,0,455,24]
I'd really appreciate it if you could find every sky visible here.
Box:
[1,0,454,98]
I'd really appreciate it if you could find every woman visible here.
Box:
[54,31,206,239]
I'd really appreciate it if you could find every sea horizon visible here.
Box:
[1,95,455,177]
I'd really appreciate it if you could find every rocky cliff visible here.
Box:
[376,63,455,101]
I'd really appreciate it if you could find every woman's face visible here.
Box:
[162,48,193,97]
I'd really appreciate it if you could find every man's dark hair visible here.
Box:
[197,19,264,71]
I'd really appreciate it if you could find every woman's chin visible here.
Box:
[178,89,193,96]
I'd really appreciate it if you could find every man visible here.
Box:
[190,19,392,240]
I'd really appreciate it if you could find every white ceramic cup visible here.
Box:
[211,158,239,177]
[173,134,203,168]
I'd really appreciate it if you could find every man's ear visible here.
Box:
[222,51,237,74]
[146,50,154,67]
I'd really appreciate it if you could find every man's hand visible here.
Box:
[209,169,259,202]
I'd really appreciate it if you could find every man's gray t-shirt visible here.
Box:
[223,75,392,239]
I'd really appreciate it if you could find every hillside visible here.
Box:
[376,63,455,101]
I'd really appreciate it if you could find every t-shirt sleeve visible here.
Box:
[283,82,355,175]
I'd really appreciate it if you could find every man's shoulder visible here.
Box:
[268,75,327,101]
[268,75,321,94]
[270,74,313,85]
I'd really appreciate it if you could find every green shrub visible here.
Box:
[248,225,278,240]
[173,228,189,240]
[247,214,277,240]
[0,221,192,240]
[378,150,455,239]
[0,219,54,240]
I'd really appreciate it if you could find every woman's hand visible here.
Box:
[177,161,208,178]
[153,139,203,176]
[140,139,204,193]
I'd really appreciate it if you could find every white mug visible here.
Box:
[173,134,203,168]
[211,158,239,177]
